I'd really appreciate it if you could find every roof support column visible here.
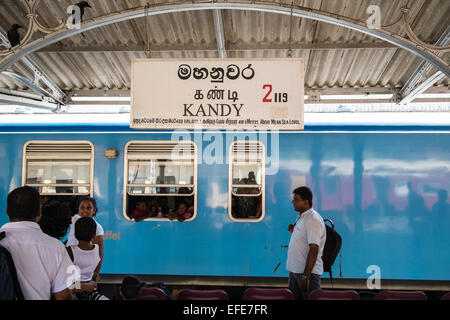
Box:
[212,9,227,59]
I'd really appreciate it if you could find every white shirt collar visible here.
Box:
[1,221,41,231]
[294,208,314,225]
[299,207,314,219]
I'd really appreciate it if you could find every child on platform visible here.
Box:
[66,196,104,280]
[67,217,108,300]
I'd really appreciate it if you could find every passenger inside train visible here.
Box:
[146,198,160,217]
[132,199,152,222]
[168,201,193,222]
[128,193,195,222]
[231,171,262,219]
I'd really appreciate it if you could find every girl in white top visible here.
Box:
[67,217,106,300]
[66,196,104,280]
[68,217,101,281]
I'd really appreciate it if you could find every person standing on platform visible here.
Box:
[66,196,104,281]
[0,186,75,300]
[286,186,326,299]
[67,217,108,300]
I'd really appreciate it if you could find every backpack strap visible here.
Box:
[66,246,74,262]
[323,219,335,287]
[3,248,25,300]
[292,215,301,227]
[0,232,25,300]
[324,219,334,231]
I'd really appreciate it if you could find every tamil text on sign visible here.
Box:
[131,59,304,130]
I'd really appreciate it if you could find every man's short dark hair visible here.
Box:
[293,186,313,208]
[6,186,41,221]
[74,217,97,242]
[120,275,144,300]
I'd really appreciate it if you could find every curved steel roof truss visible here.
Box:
[0,1,449,78]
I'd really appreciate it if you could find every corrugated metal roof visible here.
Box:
[0,0,448,96]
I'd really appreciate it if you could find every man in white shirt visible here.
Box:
[286,186,326,299]
[0,186,75,300]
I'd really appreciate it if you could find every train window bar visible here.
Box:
[229,141,265,222]
[124,141,197,222]
[22,141,94,197]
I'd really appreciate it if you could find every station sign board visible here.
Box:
[131,58,304,130]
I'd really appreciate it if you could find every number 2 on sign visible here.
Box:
[262,84,288,103]
[263,84,272,102]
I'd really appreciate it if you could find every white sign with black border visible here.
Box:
[131,58,304,130]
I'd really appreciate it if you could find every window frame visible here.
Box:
[123,140,198,222]
[22,141,95,197]
[228,140,265,222]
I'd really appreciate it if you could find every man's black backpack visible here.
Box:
[322,219,342,282]
[0,232,25,300]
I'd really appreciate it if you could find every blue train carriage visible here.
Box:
[0,120,449,290]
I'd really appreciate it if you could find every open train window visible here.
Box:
[124,141,197,222]
[229,141,265,222]
[23,141,94,211]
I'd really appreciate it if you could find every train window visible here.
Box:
[23,141,94,198]
[124,141,197,222]
[229,141,265,222]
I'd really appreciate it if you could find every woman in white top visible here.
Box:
[66,196,104,281]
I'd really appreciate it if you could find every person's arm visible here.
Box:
[53,244,77,300]
[137,211,153,221]
[288,224,294,233]
[92,235,104,280]
[300,217,323,296]
[92,259,103,283]
[134,216,146,222]
[299,244,319,297]
[303,244,319,276]
[54,288,73,300]
[72,281,97,293]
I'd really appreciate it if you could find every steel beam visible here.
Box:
[0,28,11,50]
[399,71,446,105]
[37,42,397,53]
[19,57,66,104]
[0,26,66,105]
[0,93,59,112]
[65,87,450,105]
[69,86,449,99]
[1,61,66,106]
[212,9,227,58]
[0,87,43,100]
[2,71,55,99]
[399,25,450,104]
[0,1,449,77]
